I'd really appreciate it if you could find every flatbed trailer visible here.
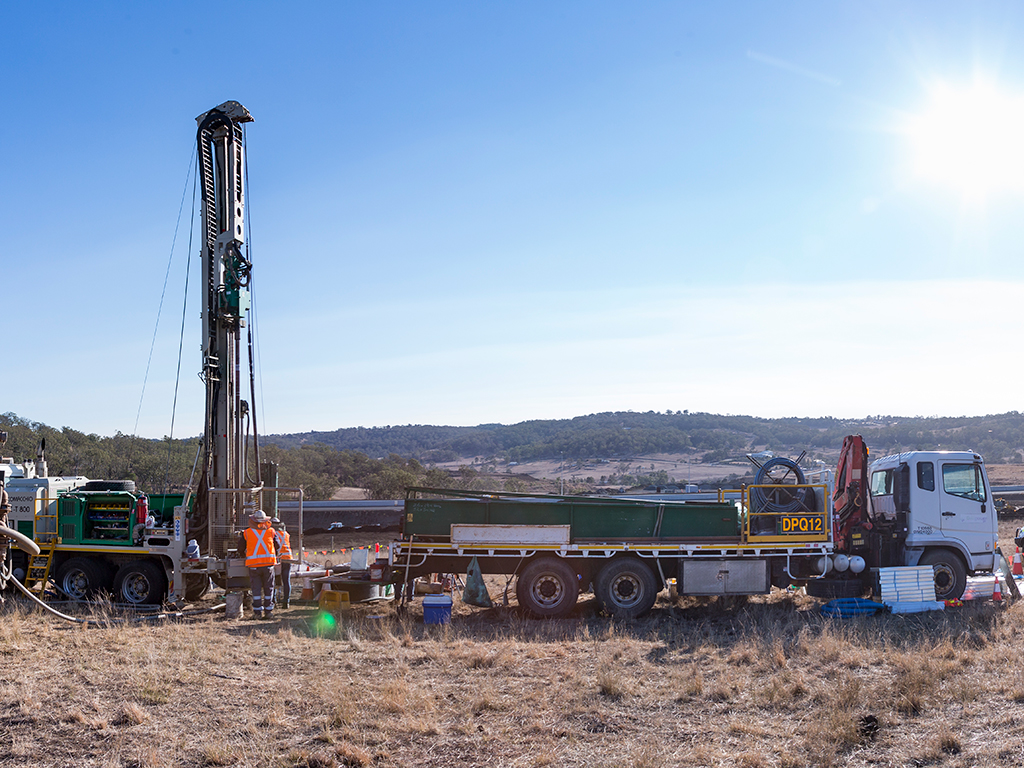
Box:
[392,484,835,618]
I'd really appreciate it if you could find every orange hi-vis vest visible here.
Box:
[244,525,276,567]
[276,530,292,561]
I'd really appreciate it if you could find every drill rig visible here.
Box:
[190,100,261,562]
[1,101,285,605]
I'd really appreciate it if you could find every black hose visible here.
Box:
[751,457,807,514]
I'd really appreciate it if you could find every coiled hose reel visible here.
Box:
[751,457,812,514]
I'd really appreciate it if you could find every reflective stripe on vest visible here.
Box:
[244,526,276,567]
[276,531,292,561]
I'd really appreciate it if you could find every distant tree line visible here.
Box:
[6,410,1024,502]
[264,410,1024,465]
[0,413,451,502]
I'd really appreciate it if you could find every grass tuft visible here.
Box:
[333,741,372,766]
[596,668,630,699]
[938,723,962,755]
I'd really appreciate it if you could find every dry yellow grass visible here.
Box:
[2,516,1024,766]
[1,588,1024,768]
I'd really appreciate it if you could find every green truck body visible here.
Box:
[404,496,739,540]
[394,487,832,619]
[55,490,189,546]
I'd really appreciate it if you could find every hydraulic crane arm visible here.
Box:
[832,434,869,551]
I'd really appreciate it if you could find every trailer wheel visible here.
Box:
[184,573,211,602]
[113,561,166,605]
[595,557,658,619]
[516,557,579,618]
[919,549,967,601]
[56,558,107,601]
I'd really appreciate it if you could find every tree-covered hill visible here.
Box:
[264,410,1024,465]
[0,413,438,502]
[6,410,1024,503]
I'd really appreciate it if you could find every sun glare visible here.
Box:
[909,81,1024,200]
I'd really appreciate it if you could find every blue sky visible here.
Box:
[4,2,1024,438]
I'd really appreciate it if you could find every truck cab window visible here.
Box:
[917,462,935,491]
[942,463,986,502]
[870,469,893,497]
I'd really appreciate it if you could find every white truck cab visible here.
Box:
[868,450,997,598]
[2,457,90,582]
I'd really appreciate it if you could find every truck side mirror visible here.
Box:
[894,463,911,512]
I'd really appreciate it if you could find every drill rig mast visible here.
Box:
[192,100,260,558]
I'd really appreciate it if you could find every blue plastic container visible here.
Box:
[423,594,453,624]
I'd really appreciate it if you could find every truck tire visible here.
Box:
[56,557,107,601]
[595,557,659,619]
[804,577,866,599]
[919,549,967,601]
[516,557,579,618]
[184,573,211,602]
[113,560,166,605]
[82,480,137,492]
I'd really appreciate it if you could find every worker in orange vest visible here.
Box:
[238,510,278,619]
[272,517,293,609]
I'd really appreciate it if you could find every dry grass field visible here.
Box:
[4,520,1024,767]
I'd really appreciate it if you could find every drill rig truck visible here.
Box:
[1,101,290,606]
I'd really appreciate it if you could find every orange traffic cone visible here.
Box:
[1013,549,1023,577]
[993,576,1003,603]
[300,578,314,601]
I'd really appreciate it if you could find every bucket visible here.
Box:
[423,594,453,625]
[319,589,350,616]
[224,592,243,619]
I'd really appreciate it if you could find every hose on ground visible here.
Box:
[5,572,226,626]
[0,522,227,625]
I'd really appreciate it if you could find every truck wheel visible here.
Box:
[516,557,579,618]
[113,561,166,605]
[919,549,967,601]
[804,577,865,599]
[595,557,659,619]
[56,558,106,601]
[184,573,211,602]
